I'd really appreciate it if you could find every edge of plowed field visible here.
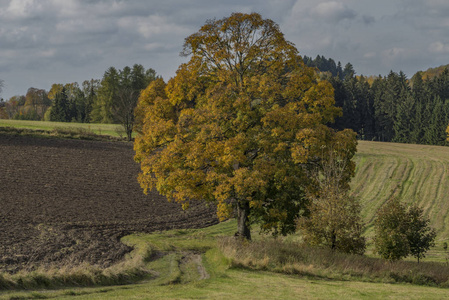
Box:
[2,221,449,299]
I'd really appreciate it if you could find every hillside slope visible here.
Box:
[353,141,449,241]
[417,64,449,80]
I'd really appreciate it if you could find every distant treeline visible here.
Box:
[304,55,449,146]
[0,64,158,140]
[0,64,157,124]
[2,57,449,146]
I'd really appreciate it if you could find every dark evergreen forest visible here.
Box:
[304,55,449,146]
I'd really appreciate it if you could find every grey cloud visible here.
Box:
[0,0,45,20]
[1,0,449,100]
[429,41,449,54]
[362,15,375,25]
[396,0,449,33]
[311,1,357,24]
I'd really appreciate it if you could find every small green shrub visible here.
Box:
[374,198,436,263]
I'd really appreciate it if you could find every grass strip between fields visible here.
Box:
[0,120,126,138]
[0,119,131,142]
[0,126,127,142]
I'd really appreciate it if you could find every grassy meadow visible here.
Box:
[0,119,126,138]
[353,141,449,260]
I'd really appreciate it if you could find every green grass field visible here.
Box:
[0,119,125,138]
[3,270,448,299]
[353,141,449,261]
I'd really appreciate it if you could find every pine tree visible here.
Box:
[91,67,119,123]
[393,88,415,143]
[50,87,70,122]
[328,76,346,130]
[342,75,363,135]
[372,76,387,141]
[343,63,355,79]
[434,68,449,101]
[357,76,376,140]
[424,96,445,145]
[374,71,409,142]
[410,100,424,144]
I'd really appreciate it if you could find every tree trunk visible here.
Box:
[126,125,133,141]
[330,230,337,251]
[236,201,251,240]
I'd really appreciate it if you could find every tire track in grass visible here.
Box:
[351,155,373,198]
[399,156,448,240]
[389,155,407,198]
[403,158,425,204]
[438,161,449,240]
[417,160,441,218]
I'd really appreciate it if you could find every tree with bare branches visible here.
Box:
[297,132,365,254]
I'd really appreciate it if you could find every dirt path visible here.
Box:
[181,252,210,280]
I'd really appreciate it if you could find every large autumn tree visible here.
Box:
[134,13,353,240]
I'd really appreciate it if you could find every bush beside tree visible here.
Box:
[374,197,436,262]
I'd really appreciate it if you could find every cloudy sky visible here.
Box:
[1,0,449,100]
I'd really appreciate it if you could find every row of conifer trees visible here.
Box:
[305,55,449,146]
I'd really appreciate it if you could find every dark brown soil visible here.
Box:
[0,134,217,274]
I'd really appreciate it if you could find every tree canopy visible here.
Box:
[134,13,354,239]
[374,197,436,262]
[406,204,436,263]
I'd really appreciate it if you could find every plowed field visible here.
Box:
[0,134,217,273]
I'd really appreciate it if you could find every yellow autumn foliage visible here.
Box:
[134,13,357,239]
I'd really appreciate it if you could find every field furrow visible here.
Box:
[0,134,217,274]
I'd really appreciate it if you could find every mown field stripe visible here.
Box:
[397,157,413,198]
[352,154,401,224]
[354,141,449,242]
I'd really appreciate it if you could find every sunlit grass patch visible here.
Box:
[0,119,126,138]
